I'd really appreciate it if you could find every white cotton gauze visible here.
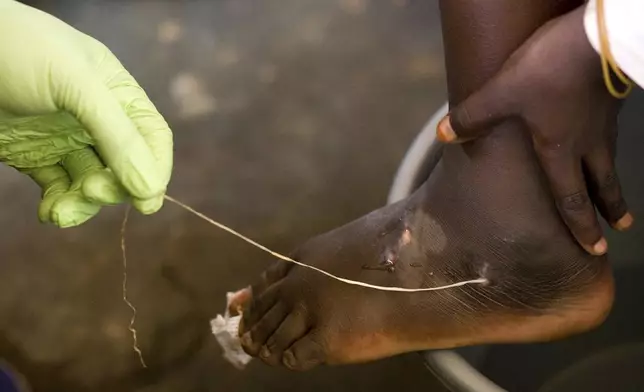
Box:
[211,291,253,369]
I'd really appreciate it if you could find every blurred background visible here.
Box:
[0,0,448,391]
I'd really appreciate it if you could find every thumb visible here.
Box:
[437,74,514,143]
[51,64,164,200]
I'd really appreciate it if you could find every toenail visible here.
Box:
[592,238,608,255]
[241,333,252,347]
[615,213,634,231]
[260,346,271,359]
[282,351,297,369]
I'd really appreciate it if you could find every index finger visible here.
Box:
[107,67,173,215]
[97,50,173,214]
[105,67,173,189]
[536,146,607,255]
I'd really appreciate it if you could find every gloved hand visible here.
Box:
[0,0,173,227]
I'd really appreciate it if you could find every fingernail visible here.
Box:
[592,238,608,255]
[615,212,634,231]
[437,116,457,143]
[260,346,271,359]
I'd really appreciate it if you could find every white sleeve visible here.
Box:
[584,0,644,87]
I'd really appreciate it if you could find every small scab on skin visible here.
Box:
[361,250,397,272]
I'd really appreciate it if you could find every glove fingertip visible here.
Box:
[38,194,62,224]
[50,193,101,228]
[132,195,164,215]
[82,170,128,205]
[115,157,165,200]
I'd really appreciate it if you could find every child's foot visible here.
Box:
[238,128,614,371]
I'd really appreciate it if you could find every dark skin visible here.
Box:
[232,0,616,371]
[437,4,633,256]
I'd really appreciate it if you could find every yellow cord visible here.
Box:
[597,0,633,98]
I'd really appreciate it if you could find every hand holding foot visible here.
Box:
[436,6,632,255]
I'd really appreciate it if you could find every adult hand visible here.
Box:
[0,0,173,227]
[436,6,631,256]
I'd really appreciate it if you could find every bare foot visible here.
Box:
[237,126,614,371]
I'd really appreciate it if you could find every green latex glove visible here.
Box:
[0,0,173,227]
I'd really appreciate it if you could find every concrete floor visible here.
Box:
[1,1,448,391]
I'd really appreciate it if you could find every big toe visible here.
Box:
[227,287,252,316]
